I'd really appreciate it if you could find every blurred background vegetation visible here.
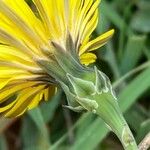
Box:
[0,0,150,149]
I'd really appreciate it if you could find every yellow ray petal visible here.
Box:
[69,0,82,33]
[80,52,97,65]
[0,82,37,103]
[0,75,42,91]
[76,0,100,44]
[33,0,66,39]
[73,0,93,41]
[0,27,39,57]
[0,68,29,78]
[0,0,47,44]
[43,86,56,101]
[79,29,114,55]
[0,45,35,66]
[33,0,55,37]
[0,78,12,90]
[43,88,49,101]
[81,10,98,44]
[0,100,16,113]
[5,85,45,117]
[0,60,43,74]
[28,93,41,110]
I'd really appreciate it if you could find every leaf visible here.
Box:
[23,107,51,150]
[136,0,150,11]
[40,90,62,123]
[100,1,125,31]
[136,119,150,143]
[0,135,7,150]
[21,115,50,150]
[75,113,95,139]
[120,35,146,74]
[70,118,109,150]
[119,68,150,112]
[143,47,150,60]
[131,10,150,33]
[103,42,121,79]
[50,112,93,150]
[28,108,50,141]
[125,104,148,132]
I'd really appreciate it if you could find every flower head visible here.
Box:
[0,0,114,117]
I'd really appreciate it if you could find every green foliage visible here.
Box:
[0,0,150,149]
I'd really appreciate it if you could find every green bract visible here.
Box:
[36,41,138,150]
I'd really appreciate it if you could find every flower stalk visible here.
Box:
[95,92,138,150]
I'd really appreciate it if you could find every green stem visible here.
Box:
[113,61,150,88]
[95,93,138,150]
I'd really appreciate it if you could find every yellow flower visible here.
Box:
[0,0,114,117]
